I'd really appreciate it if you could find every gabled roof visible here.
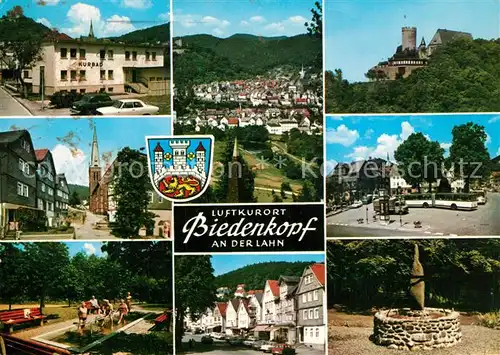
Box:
[266,280,279,297]
[254,292,264,305]
[0,130,27,145]
[229,299,239,312]
[35,148,49,162]
[278,275,300,285]
[434,29,472,44]
[216,302,227,317]
[310,263,325,286]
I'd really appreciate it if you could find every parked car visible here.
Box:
[96,99,159,115]
[243,339,255,346]
[211,333,225,340]
[260,341,277,353]
[252,340,264,350]
[350,200,363,209]
[70,93,114,115]
[193,328,203,334]
[201,336,213,345]
[362,194,373,204]
[272,344,296,354]
[228,337,244,346]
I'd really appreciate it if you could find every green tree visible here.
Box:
[24,242,70,312]
[0,244,26,309]
[175,256,217,349]
[449,122,491,192]
[305,1,322,39]
[394,133,445,192]
[298,180,316,202]
[69,190,81,207]
[111,147,155,238]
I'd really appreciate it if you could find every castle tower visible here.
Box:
[154,142,164,173]
[227,138,239,203]
[195,142,206,173]
[89,125,101,197]
[88,20,95,38]
[402,26,417,51]
[169,140,190,168]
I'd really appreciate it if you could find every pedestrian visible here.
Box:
[117,299,129,325]
[126,292,132,312]
[77,302,88,334]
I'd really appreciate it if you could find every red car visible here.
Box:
[271,344,295,354]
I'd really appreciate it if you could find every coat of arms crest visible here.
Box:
[145,135,214,202]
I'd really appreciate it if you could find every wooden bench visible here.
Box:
[84,301,99,313]
[154,313,168,325]
[0,309,46,334]
[0,333,71,355]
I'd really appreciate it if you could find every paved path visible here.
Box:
[15,315,99,339]
[74,211,117,239]
[0,86,32,116]
[327,192,500,237]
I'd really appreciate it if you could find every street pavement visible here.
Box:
[73,211,118,239]
[182,334,325,355]
[0,86,32,116]
[327,192,500,238]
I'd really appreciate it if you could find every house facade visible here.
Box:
[225,299,239,335]
[263,280,279,325]
[274,275,300,344]
[27,26,169,96]
[213,302,227,333]
[296,264,326,349]
[0,130,70,237]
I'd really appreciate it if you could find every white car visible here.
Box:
[96,99,159,115]
[477,196,486,204]
[350,200,363,209]
[260,342,276,353]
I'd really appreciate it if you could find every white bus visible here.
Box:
[403,193,478,211]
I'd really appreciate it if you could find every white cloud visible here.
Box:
[202,16,230,28]
[121,0,152,9]
[51,144,88,185]
[213,28,224,36]
[326,125,359,146]
[36,18,52,28]
[158,12,170,21]
[240,20,249,26]
[345,122,417,162]
[83,243,96,256]
[177,14,196,28]
[324,159,339,175]
[440,143,452,150]
[488,115,500,124]
[288,15,307,24]
[249,16,265,23]
[346,146,372,161]
[400,121,415,140]
[264,22,285,33]
[40,0,60,6]
[104,15,135,35]
[364,128,374,139]
[62,4,136,37]
[486,132,492,144]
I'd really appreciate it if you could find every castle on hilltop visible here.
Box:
[368,27,473,81]
[153,140,207,185]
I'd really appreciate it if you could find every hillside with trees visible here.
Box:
[68,184,89,201]
[214,261,315,291]
[110,23,170,44]
[326,38,500,113]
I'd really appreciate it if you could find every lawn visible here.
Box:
[142,95,171,115]
[0,303,77,323]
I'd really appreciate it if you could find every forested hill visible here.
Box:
[110,23,170,44]
[174,33,322,91]
[0,14,50,40]
[326,37,500,113]
[68,184,89,201]
[215,261,314,291]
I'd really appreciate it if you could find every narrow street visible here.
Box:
[0,86,32,116]
[327,192,500,237]
[73,211,118,239]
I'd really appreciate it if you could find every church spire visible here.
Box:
[227,137,240,203]
[88,19,95,38]
[90,125,100,167]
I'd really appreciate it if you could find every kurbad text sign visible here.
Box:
[174,203,325,253]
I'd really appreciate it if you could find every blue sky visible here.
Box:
[211,253,325,276]
[173,0,314,37]
[0,0,169,38]
[326,0,500,82]
[0,117,171,186]
[325,114,500,174]
[67,242,106,257]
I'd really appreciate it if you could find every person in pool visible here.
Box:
[117,299,129,325]
[77,302,88,334]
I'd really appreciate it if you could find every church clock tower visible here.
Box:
[89,126,101,205]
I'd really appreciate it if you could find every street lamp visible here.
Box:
[397,185,403,227]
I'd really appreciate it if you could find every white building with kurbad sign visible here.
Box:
[26,23,169,96]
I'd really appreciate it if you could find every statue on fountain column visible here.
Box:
[410,243,425,310]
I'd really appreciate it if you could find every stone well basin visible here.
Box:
[373,308,462,351]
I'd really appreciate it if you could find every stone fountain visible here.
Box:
[373,244,462,351]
